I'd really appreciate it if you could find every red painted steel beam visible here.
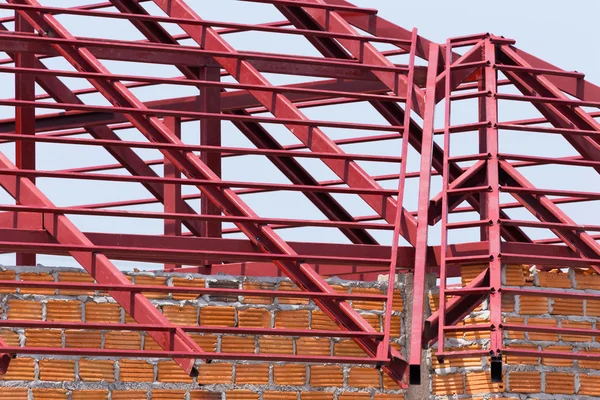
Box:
[408,43,440,384]
[14,13,37,266]
[163,116,183,270]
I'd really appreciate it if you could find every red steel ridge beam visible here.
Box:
[0,32,411,78]
[0,3,408,45]
[17,0,407,382]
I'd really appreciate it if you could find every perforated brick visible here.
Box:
[235,363,269,385]
[545,372,574,394]
[242,281,274,305]
[171,277,205,301]
[197,363,233,385]
[32,389,67,399]
[0,358,34,381]
[20,272,55,295]
[39,359,75,381]
[104,330,141,349]
[84,302,121,323]
[432,373,464,396]
[200,306,235,326]
[71,391,108,400]
[273,364,306,385]
[221,336,255,353]
[275,310,309,329]
[348,367,381,388]
[8,300,42,320]
[79,359,115,382]
[157,360,194,383]
[46,300,82,322]
[26,329,62,348]
[162,304,198,325]
[238,308,271,327]
[259,336,293,354]
[118,359,154,382]
[508,371,540,393]
[309,365,342,387]
[296,337,330,356]
[65,330,101,348]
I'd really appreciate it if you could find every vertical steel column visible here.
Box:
[14,12,36,266]
[408,42,440,384]
[164,116,182,270]
[483,39,503,381]
[199,67,222,242]
[436,38,453,354]
[379,27,417,360]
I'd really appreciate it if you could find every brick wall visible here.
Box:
[431,265,600,399]
[0,266,407,400]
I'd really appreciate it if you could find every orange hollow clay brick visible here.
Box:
[157,360,194,383]
[200,306,236,327]
[151,390,187,400]
[273,364,306,385]
[277,281,309,305]
[162,304,198,325]
[242,281,274,305]
[338,393,371,400]
[545,372,575,395]
[235,363,270,385]
[171,277,205,301]
[71,391,108,400]
[432,373,464,396]
[118,359,154,382]
[112,390,148,400]
[197,363,233,385]
[221,336,256,353]
[348,367,381,388]
[79,359,115,382]
[19,272,55,295]
[0,388,28,400]
[8,300,42,320]
[309,365,343,387]
[0,358,34,381]
[57,271,95,296]
[39,359,75,381]
[296,337,331,356]
[32,389,68,400]
[551,297,584,316]
[225,390,260,400]
[238,308,271,328]
[508,371,541,393]
[84,302,121,323]
[259,336,293,354]
[275,310,309,329]
[132,275,167,299]
[264,391,297,400]
[301,393,334,400]
[46,300,82,322]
